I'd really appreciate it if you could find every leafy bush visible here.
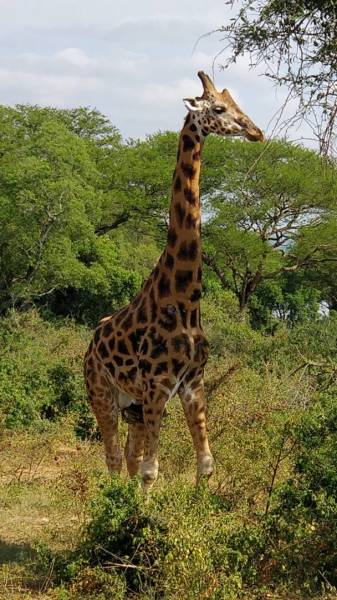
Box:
[0,310,88,430]
[39,477,168,597]
[223,394,337,595]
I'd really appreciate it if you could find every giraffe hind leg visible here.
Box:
[124,422,145,477]
[179,376,214,485]
[87,374,122,474]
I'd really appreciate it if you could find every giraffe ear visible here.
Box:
[183,97,203,112]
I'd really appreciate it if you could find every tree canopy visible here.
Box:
[1,103,337,327]
[202,137,337,311]
[221,0,337,154]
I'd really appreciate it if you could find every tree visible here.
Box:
[96,131,177,240]
[202,137,337,312]
[0,105,140,320]
[221,1,337,154]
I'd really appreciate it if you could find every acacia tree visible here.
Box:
[0,105,140,319]
[202,137,337,311]
[222,0,337,154]
[96,131,176,240]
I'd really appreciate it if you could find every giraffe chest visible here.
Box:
[137,328,209,389]
[92,302,209,401]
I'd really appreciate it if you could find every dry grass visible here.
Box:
[0,364,332,599]
[0,422,107,599]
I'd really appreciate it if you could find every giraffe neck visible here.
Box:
[164,115,204,307]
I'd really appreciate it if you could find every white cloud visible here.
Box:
[0,0,314,144]
[55,48,93,67]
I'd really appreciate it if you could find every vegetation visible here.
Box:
[221,0,337,155]
[1,104,337,598]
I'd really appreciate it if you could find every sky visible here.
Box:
[0,0,306,141]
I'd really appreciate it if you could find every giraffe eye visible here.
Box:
[213,106,226,114]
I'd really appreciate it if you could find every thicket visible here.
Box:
[1,104,337,598]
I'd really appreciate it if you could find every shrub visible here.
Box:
[0,310,88,429]
[224,394,337,595]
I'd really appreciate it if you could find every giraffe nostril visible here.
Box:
[235,118,246,127]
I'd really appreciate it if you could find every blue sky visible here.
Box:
[0,0,305,141]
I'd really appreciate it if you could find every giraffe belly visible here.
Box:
[117,391,136,409]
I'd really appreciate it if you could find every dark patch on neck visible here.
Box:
[106,362,115,377]
[181,162,195,179]
[98,341,109,360]
[201,129,208,137]
[190,308,198,328]
[114,355,123,366]
[189,123,197,132]
[115,307,128,326]
[167,227,178,247]
[172,333,191,358]
[172,358,186,377]
[174,174,182,192]
[121,312,133,331]
[184,188,197,205]
[150,334,168,359]
[102,322,113,337]
[177,240,198,261]
[158,272,171,298]
[137,300,148,323]
[182,134,195,152]
[185,214,197,229]
[140,338,149,355]
[154,361,168,376]
[128,327,146,353]
[174,203,186,227]
[165,252,174,270]
[178,302,187,327]
[139,358,152,374]
[175,269,193,292]
[118,339,128,354]
[149,287,157,321]
[127,366,137,382]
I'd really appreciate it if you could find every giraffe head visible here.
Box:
[183,71,264,142]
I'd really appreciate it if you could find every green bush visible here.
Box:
[224,394,337,595]
[41,478,260,599]
[0,310,88,430]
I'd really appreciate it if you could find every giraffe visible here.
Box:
[84,71,264,492]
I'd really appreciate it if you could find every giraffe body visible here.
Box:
[84,71,263,491]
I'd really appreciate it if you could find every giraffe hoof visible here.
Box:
[140,459,158,493]
[197,454,214,482]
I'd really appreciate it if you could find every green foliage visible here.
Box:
[218,394,337,594]
[1,102,337,600]
[249,274,321,330]
[0,310,88,430]
[0,105,143,322]
[222,0,337,153]
[40,477,168,596]
[203,137,337,312]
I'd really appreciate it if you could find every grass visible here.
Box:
[0,422,107,598]
[0,354,336,599]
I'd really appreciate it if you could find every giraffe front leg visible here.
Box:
[140,391,167,494]
[179,375,214,485]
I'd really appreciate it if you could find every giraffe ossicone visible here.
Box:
[84,71,264,492]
